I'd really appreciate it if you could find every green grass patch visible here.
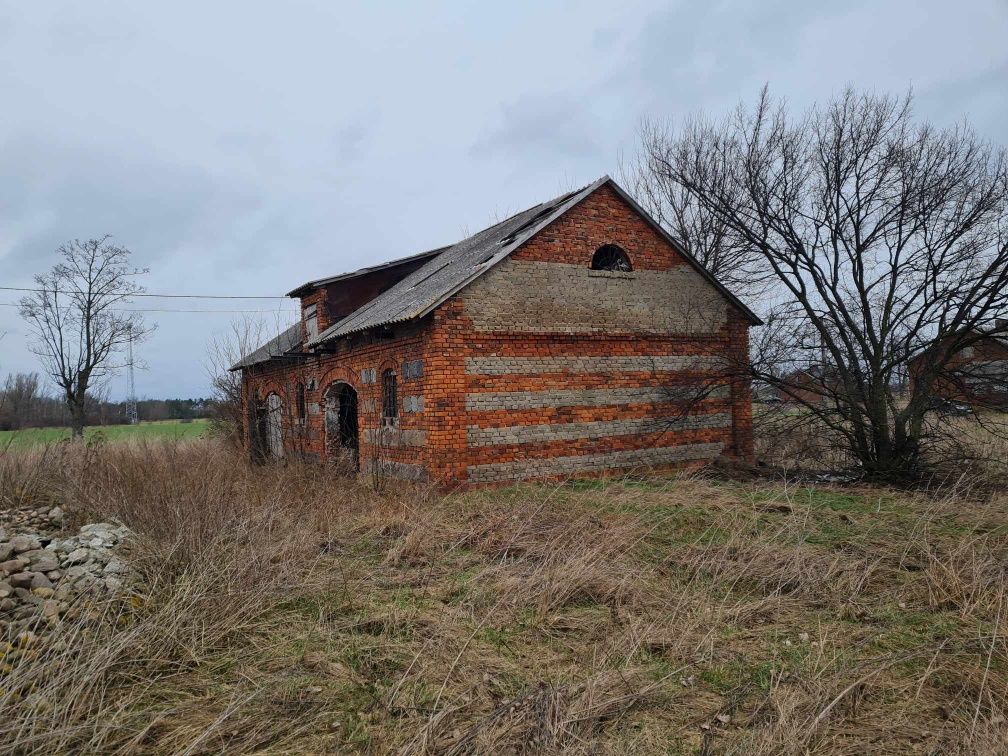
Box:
[0,419,209,448]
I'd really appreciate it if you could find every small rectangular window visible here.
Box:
[382,370,398,421]
[296,382,306,422]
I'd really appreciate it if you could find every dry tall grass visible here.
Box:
[1,441,1007,754]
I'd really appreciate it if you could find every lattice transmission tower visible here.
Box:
[125,324,139,425]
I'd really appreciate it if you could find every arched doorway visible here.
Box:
[324,382,359,471]
[265,392,284,460]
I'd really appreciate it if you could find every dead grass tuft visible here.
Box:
[1,443,1007,753]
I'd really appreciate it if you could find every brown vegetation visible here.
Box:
[1,441,1007,753]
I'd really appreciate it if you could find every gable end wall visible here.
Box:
[429,183,753,486]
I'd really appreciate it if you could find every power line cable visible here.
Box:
[0,285,290,300]
[0,302,297,314]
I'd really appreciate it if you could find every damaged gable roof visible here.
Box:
[308,176,760,347]
[285,246,448,298]
[234,176,762,370]
[229,322,302,371]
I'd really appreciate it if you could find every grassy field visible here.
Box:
[0,418,209,448]
[1,442,1006,754]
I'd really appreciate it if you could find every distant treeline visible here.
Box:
[0,372,214,430]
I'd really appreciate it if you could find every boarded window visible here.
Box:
[382,369,398,421]
[304,303,318,340]
[591,244,632,272]
[402,360,423,380]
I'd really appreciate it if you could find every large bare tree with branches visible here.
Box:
[634,88,1008,481]
[19,237,152,439]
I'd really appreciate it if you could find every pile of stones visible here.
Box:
[0,505,132,644]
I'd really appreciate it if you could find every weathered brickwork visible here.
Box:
[465,386,729,412]
[464,355,725,375]
[462,262,727,335]
[241,322,431,479]
[467,442,725,483]
[466,413,731,447]
[240,182,755,486]
[363,428,427,447]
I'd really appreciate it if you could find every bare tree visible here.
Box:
[18,237,152,439]
[635,87,1008,481]
[205,316,270,446]
[1,373,41,430]
[622,120,773,299]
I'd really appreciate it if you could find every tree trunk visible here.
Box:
[69,399,86,440]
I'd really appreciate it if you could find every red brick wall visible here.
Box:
[241,183,756,486]
[429,184,754,486]
[242,323,431,479]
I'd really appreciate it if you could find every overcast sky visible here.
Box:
[1,0,1006,400]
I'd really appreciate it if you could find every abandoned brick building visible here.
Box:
[232,176,760,486]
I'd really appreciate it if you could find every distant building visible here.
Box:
[232,177,760,486]
[910,321,1008,407]
[775,365,833,406]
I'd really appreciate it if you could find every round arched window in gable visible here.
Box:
[590,244,632,272]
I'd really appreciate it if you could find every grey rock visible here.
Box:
[103,560,127,575]
[48,507,64,524]
[53,586,73,602]
[0,542,14,562]
[0,580,11,599]
[65,565,89,581]
[30,572,53,590]
[11,535,40,553]
[64,548,90,565]
[1,558,25,574]
[9,571,36,589]
[27,550,60,573]
[14,588,33,602]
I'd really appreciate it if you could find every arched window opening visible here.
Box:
[382,369,398,423]
[295,381,306,423]
[323,382,359,472]
[264,392,284,460]
[590,244,632,272]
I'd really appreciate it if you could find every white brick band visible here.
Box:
[465,385,728,411]
[467,442,725,483]
[465,355,725,376]
[461,260,727,335]
[466,413,730,447]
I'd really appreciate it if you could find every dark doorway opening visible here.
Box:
[324,382,359,471]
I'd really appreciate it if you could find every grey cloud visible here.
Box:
[0,0,1003,400]
[470,94,601,159]
[0,133,259,279]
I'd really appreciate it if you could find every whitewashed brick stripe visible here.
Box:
[465,385,729,411]
[467,442,725,483]
[465,355,725,376]
[466,413,731,447]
